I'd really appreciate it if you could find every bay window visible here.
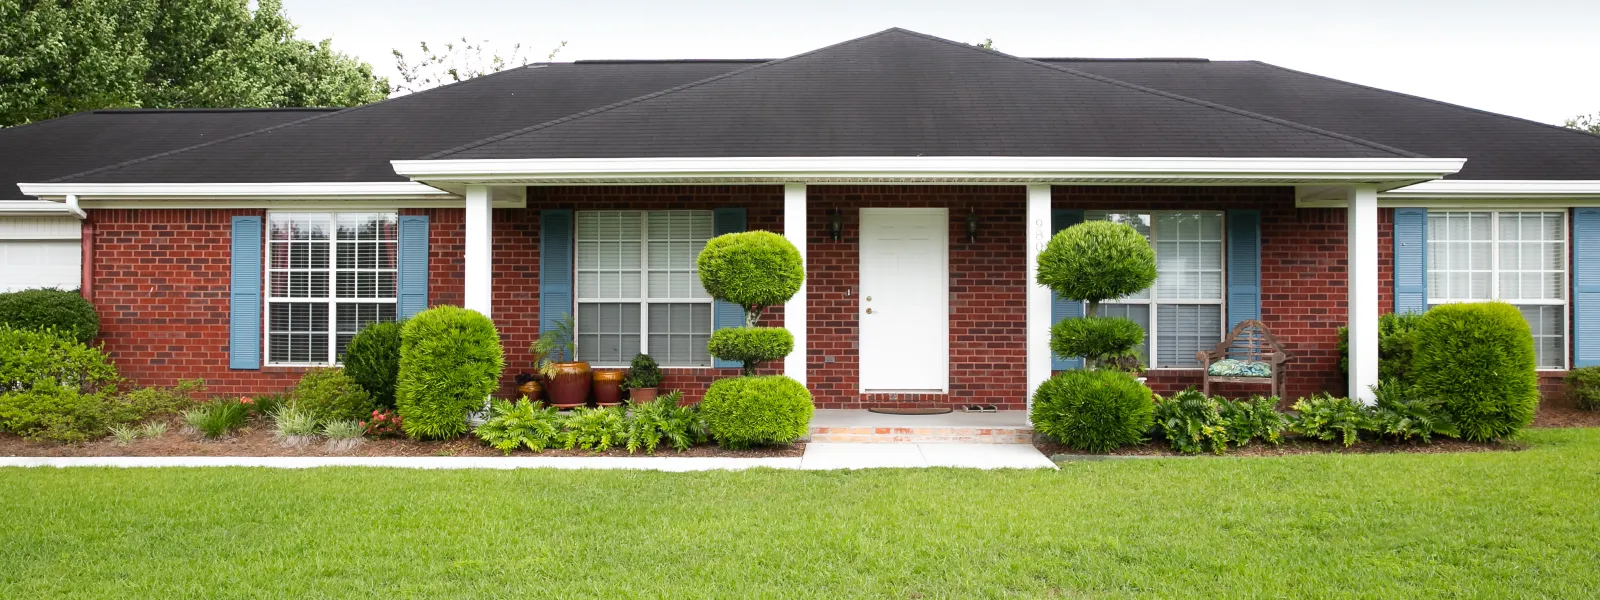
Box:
[1086,211,1225,368]
[1426,210,1567,369]
[266,212,398,365]
[575,210,714,367]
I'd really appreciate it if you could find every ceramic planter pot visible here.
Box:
[592,370,625,406]
[546,362,592,408]
[629,387,659,403]
[516,380,543,403]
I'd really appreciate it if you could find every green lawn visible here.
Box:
[3,430,1598,599]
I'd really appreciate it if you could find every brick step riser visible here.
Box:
[807,426,1034,444]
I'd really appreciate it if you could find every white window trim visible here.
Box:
[264,212,398,368]
[574,210,714,369]
[1094,210,1228,370]
[1425,209,1569,371]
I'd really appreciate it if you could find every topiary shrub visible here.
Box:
[706,328,794,367]
[1411,302,1539,442]
[1337,311,1424,383]
[697,231,805,376]
[1036,221,1157,369]
[1030,369,1152,452]
[0,288,99,344]
[700,375,813,449]
[343,321,402,409]
[395,306,505,440]
[1564,366,1600,411]
[292,368,376,423]
[1050,317,1144,368]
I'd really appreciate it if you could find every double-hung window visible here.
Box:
[1086,211,1225,368]
[575,210,714,367]
[1426,210,1567,369]
[266,212,398,365]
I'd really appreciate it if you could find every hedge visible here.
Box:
[0,288,99,344]
[1411,302,1538,442]
[342,321,402,409]
[395,306,504,440]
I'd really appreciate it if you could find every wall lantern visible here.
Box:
[966,207,980,243]
[830,207,843,242]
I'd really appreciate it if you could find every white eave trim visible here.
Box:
[0,199,76,216]
[17,181,458,203]
[390,156,1467,189]
[1297,180,1600,208]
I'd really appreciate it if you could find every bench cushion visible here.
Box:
[1208,359,1271,378]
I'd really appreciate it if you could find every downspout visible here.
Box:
[65,193,87,219]
[66,194,92,302]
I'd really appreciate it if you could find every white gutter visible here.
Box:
[0,200,76,216]
[1380,179,1600,199]
[64,194,87,219]
[18,181,457,203]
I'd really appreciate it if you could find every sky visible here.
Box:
[282,0,1597,126]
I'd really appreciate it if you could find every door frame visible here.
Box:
[857,207,950,393]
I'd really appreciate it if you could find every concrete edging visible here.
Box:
[0,456,804,471]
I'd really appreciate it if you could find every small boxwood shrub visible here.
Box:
[0,288,99,344]
[1411,302,1539,442]
[395,306,505,440]
[1337,311,1424,383]
[706,327,794,367]
[700,375,813,449]
[1050,317,1144,368]
[625,353,663,390]
[1564,366,1600,411]
[1031,369,1152,452]
[342,321,402,409]
[292,368,376,423]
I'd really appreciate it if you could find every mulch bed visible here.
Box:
[1036,436,1525,459]
[1532,406,1600,428]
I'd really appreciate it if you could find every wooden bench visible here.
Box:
[1195,320,1292,398]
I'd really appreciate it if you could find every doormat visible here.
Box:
[866,407,954,415]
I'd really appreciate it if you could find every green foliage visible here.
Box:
[1150,389,1230,455]
[271,404,320,444]
[1567,113,1600,135]
[138,421,166,439]
[697,231,804,319]
[1336,311,1424,382]
[624,391,706,454]
[700,376,813,449]
[531,313,576,379]
[0,380,115,442]
[1,0,388,127]
[625,353,663,389]
[0,288,99,344]
[391,37,565,94]
[1289,394,1369,447]
[342,321,402,409]
[1035,221,1157,310]
[560,406,627,452]
[182,399,248,440]
[0,326,122,442]
[1050,317,1144,368]
[0,326,119,395]
[292,368,376,423]
[1219,396,1289,447]
[474,399,564,454]
[1564,366,1600,411]
[707,327,794,375]
[108,424,139,445]
[114,379,204,421]
[1411,302,1539,442]
[396,306,505,440]
[321,420,365,452]
[1030,370,1152,452]
[1367,380,1458,443]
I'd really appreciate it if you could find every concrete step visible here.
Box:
[806,409,1034,444]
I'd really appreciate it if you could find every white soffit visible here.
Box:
[1301,180,1600,208]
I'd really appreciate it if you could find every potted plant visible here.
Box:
[624,353,663,403]
[514,372,543,402]
[592,370,624,406]
[532,314,591,409]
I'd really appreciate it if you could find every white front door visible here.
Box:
[858,208,948,392]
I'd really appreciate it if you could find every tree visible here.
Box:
[0,0,389,127]
[697,231,804,377]
[392,38,566,95]
[1037,221,1158,369]
[1566,113,1600,135]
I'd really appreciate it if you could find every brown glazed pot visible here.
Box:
[629,387,659,403]
[546,362,592,408]
[592,370,625,406]
[516,380,543,403]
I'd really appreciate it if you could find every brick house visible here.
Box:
[15,29,1600,410]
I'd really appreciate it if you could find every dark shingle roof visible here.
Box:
[1039,58,1600,180]
[432,29,1415,161]
[0,108,334,198]
[58,61,755,184]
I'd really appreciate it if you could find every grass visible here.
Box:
[2,429,1599,598]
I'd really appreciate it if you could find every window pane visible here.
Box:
[267,302,329,364]
[1519,304,1565,370]
[1427,212,1494,301]
[1099,304,1150,365]
[648,303,712,367]
[576,302,640,364]
[1496,212,1564,302]
[575,211,644,300]
[266,212,396,366]
[1156,304,1220,368]
[1154,213,1224,301]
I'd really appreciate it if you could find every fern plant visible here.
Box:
[561,406,626,452]
[624,391,705,454]
[1219,396,1290,447]
[474,399,564,454]
[1151,389,1229,455]
[1367,380,1458,443]
[1290,393,1369,447]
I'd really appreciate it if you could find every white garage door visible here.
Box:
[0,217,82,292]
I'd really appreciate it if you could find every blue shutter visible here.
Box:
[1574,208,1600,367]
[1226,210,1262,331]
[1051,209,1084,370]
[396,215,430,320]
[1393,208,1428,314]
[712,207,747,369]
[539,210,574,355]
[229,216,263,370]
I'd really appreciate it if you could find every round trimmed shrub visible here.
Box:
[343,321,402,409]
[1565,366,1600,411]
[0,288,99,344]
[700,375,813,449]
[1411,302,1538,442]
[697,231,804,314]
[396,306,505,440]
[1336,311,1423,383]
[1035,221,1156,309]
[1030,369,1153,452]
[1051,317,1144,365]
[706,327,794,366]
[292,368,376,422]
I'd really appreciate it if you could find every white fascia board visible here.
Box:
[1297,180,1600,208]
[0,200,76,216]
[390,156,1467,187]
[16,181,458,204]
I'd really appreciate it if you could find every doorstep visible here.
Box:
[807,409,1033,443]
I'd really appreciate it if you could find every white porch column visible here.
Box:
[783,183,808,385]
[1025,185,1053,410]
[464,185,494,317]
[1347,185,1380,403]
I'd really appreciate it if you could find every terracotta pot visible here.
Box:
[545,362,592,408]
[629,387,659,403]
[516,380,543,403]
[592,370,625,406]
